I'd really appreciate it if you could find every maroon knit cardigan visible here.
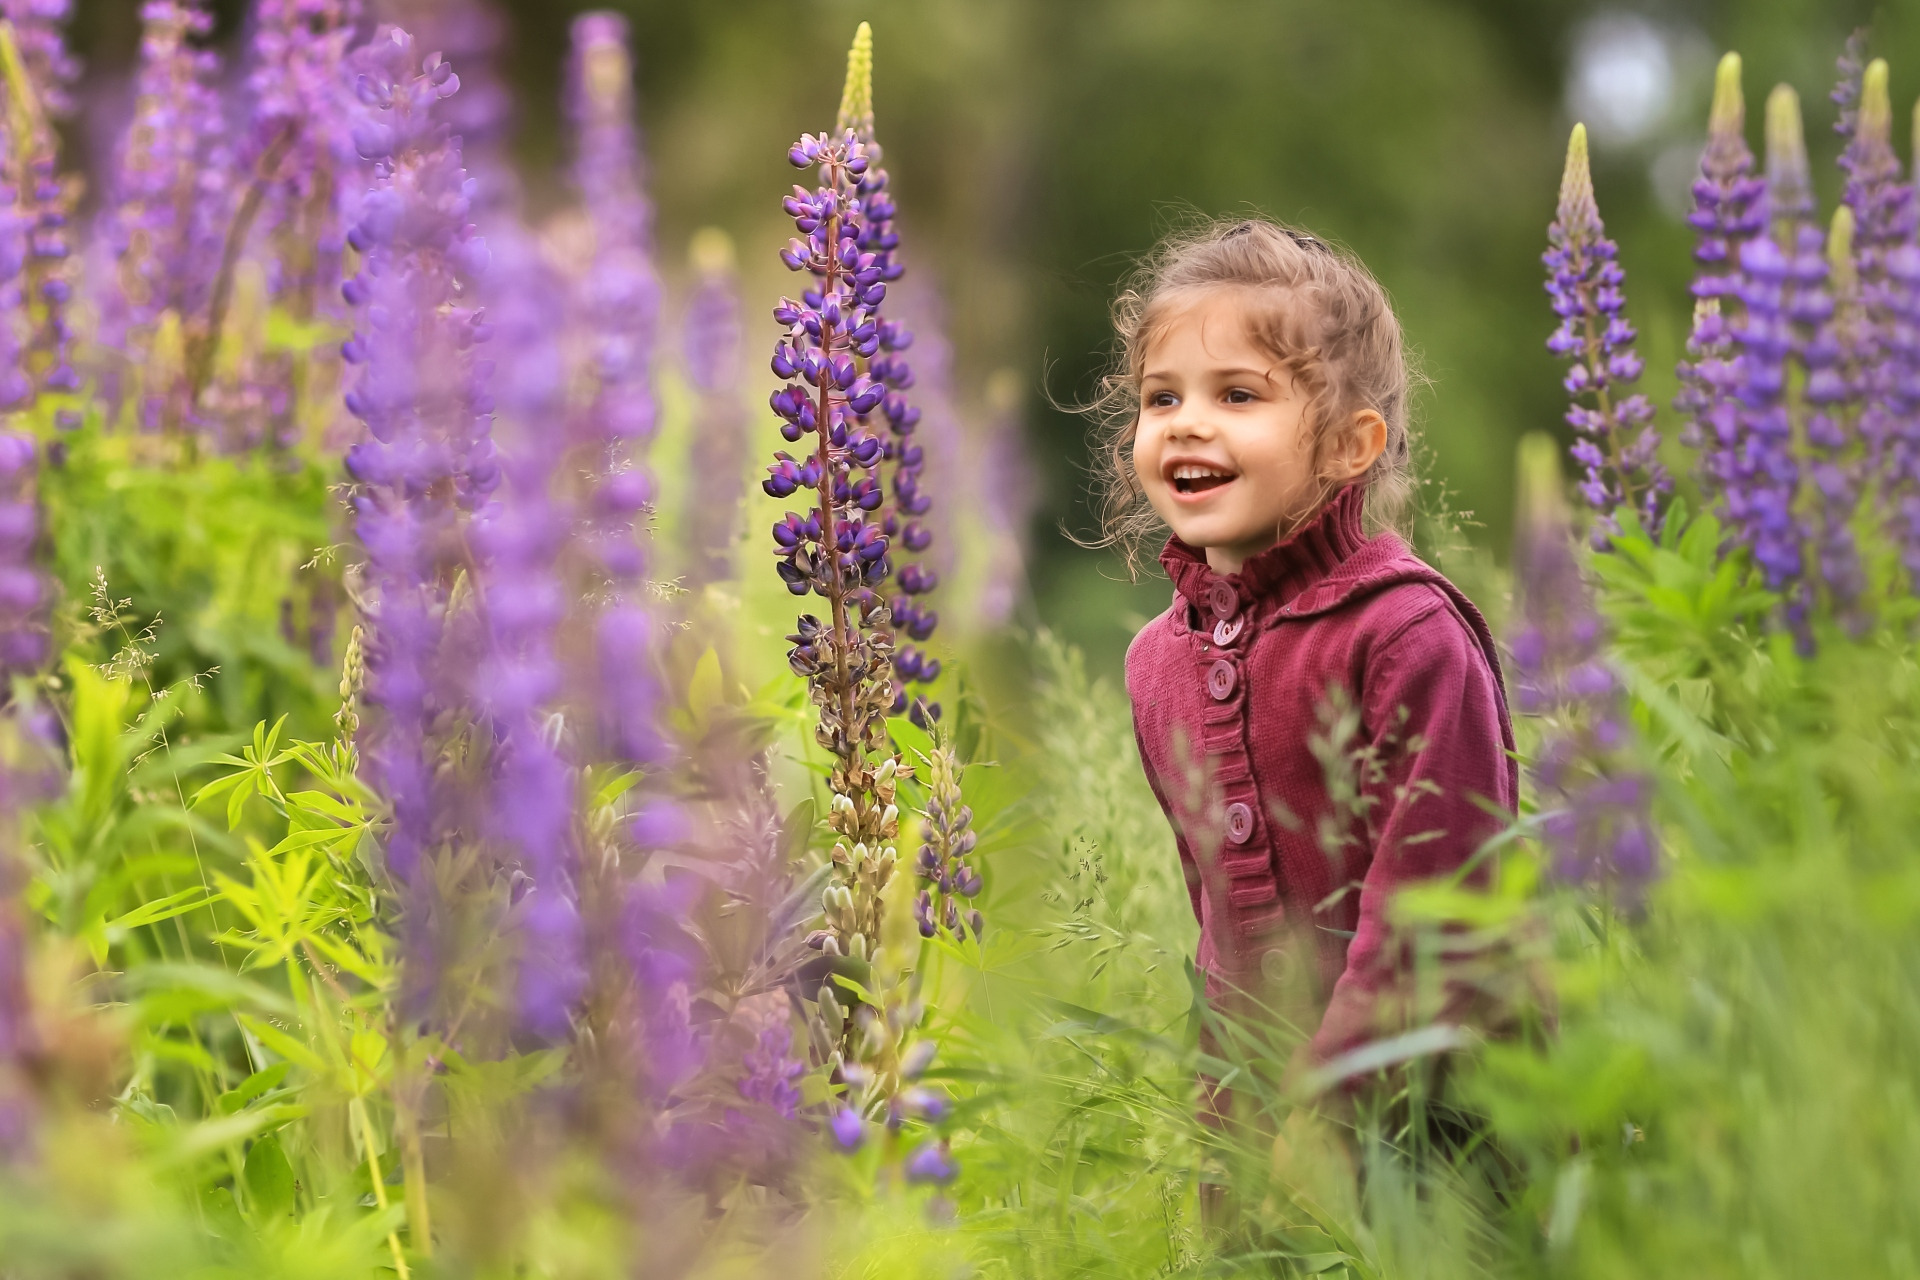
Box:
[1125,482,1517,1062]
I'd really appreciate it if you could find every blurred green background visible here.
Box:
[66,0,1920,672]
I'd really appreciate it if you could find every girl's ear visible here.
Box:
[1328,409,1388,481]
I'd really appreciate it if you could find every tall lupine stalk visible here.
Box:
[1729,87,1827,642]
[767,120,900,964]
[829,27,941,721]
[1835,56,1920,587]
[99,0,229,424]
[339,28,497,900]
[1543,124,1668,544]
[911,744,982,942]
[0,431,49,1165]
[0,18,77,397]
[566,12,663,770]
[0,96,29,411]
[1677,55,1767,520]
[680,228,746,590]
[470,225,581,1040]
[1509,434,1657,901]
[240,0,361,326]
[1804,205,1869,632]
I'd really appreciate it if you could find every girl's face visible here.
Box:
[1132,289,1330,576]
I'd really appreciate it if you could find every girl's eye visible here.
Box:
[1147,390,1178,408]
[1224,387,1255,405]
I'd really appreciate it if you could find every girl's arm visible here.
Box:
[1308,597,1514,1064]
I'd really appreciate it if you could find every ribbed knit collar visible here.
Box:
[1159,482,1370,615]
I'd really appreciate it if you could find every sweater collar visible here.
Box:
[1159,482,1370,617]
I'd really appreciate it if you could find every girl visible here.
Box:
[1097,219,1516,1079]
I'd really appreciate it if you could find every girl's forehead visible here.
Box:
[1141,286,1296,366]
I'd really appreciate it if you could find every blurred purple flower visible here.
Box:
[680,231,747,588]
[96,1,229,373]
[1834,52,1920,589]
[0,0,77,117]
[566,12,664,768]
[0,158,33,412]
[243,0,362,315]
[1543,124,1668,544]
[1509,436,1658,901]
[829,1105,864,1151]
[912,744,982,943]
[340,29,495,891]
[738,1019,803,1119]
[470,223,584,1041]
[903,1139,958,1186]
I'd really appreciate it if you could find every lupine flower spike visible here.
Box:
[681,228,747,589]
[1728,87,1825,641]
[912,743,984,942]
[1509,434,1657,902]
[340,29,497,899]
[99,0,229,427]
[1835,55,1920,588]
[1543,124,1669,544]
[0,19,78,397]
[833,26,941,721]
[567,12,664,769]
[1677,54,1767,515]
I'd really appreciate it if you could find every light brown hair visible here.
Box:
[1082,217,1419,577]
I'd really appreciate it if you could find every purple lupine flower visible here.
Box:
[0,0,76,117]
[680,228,747,589]
[566,12,664,768]
[470,224,582,1040]
[0,146,32,412]
[1509,435,1657,901]
[903,1139,959,1186]
[829,1105,865,1151]
[374,0,510,159]
[1801,207,1868,633]
[912,743,983,943]
[340,28,495,894]
[1676,53,1768,518]
[96,1,229,383]
[0,11,78,398]
[766,124,898,762]
[0,436,47,676]
[1543,123,1668,543]
[243,0,362,317]
[1835,54,1920,586]
[1729,87,1825,620]
[737,1014,804,1118]
[832,28,941,721]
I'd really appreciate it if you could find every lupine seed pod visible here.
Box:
[1543,124,1669,544]
[1508,434,1657,901]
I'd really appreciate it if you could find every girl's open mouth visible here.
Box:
[1168,462,1237,496]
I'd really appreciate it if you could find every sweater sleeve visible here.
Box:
[1308,596,1514,1064]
